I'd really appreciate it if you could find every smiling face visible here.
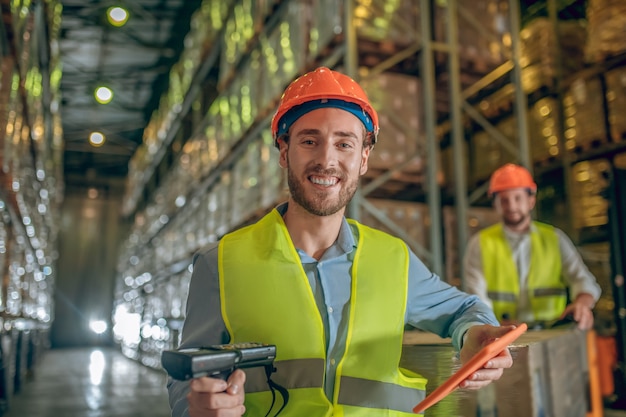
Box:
[278,107,370,217]
[493,187,536,231]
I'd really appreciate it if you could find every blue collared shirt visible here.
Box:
[168,203,498,416]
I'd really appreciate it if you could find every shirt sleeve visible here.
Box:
[167,243,229,417]
[405,245,498,351]
[555,228,602,304]
[462,233,493,309]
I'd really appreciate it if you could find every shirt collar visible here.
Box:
[276,202,357,257]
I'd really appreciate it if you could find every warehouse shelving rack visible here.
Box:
[114,2,626,396]
[118,0,534,281]
[0,0,63,413]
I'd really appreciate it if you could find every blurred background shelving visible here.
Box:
[105,0,626,386]
[1,0,626,415]
[0,0,63,410]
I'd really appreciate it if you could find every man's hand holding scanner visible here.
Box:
[187,370,246,417]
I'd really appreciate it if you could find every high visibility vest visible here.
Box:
[479,222,566,322]
[219,209,427,416]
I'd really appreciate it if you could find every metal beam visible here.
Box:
[509,0,531,170]
[420,0,444,277]
[345,0,361,221]
[547,0,575,239]
[461,101,519,158]
[362,43,422,79]
[361,199,431,263]
[446,0,469,288]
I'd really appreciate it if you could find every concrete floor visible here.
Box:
[2,347,171,417]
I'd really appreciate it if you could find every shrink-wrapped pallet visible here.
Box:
[259,130,287,209]
[355,0,421,46]
[571,159,610,230]
[231,140,263,226]
[310,0,343,58]
[562,77,608,150]
[258,3,309,114]
[605,67,626,142]
[218,0,270,85]
[586,0,626,62]
[520,18,587,90]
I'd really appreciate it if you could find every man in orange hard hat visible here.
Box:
[463,163,601,330]
[168,67,515,417]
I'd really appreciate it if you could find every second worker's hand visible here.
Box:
[458,324,515,390]
[187,369,246,417]
[562,293,596,331]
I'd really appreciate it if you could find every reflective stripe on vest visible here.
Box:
[247,362,424,412]
[479,221,565,322]
[219,209,426,416]
[487,291,516,302]
[245,358,325,393]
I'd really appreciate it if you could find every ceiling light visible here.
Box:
[89,320,108,335]
[94,86,113,104]
[89,132,105,147]
[107,6,129,27]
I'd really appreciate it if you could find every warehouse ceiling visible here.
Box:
[59,0,201,187]
[56,0,588,192]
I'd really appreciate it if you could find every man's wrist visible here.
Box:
[575,293,595,309]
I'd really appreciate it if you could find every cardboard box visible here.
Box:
[401,329,589,417]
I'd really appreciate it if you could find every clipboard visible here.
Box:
[413,323,527,414]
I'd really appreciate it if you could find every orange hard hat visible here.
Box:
[488,163,537,196]
[270,67,379,147]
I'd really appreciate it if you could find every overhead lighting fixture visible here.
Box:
[89,132,105,147]
[89,320,108,335]
[94,86,113,104]
[107,6,129,27]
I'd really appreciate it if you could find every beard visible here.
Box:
[286,159,359,217]
[502,211,531,228]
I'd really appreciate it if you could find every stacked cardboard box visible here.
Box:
[361,73,424,175]
[470,120,514,186]
[358,199,430,261]
[443,0,511,72]
[401,329,590,417]
[443,206,500,286]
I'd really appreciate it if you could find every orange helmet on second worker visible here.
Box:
[271,67,379,147]
[488,163,537,196]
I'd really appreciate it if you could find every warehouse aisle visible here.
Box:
[2,347,171,417]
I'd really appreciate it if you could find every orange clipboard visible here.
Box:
[412,323,527,414]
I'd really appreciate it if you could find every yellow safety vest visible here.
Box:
[219,209,427,416]
[479,221,566,322]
